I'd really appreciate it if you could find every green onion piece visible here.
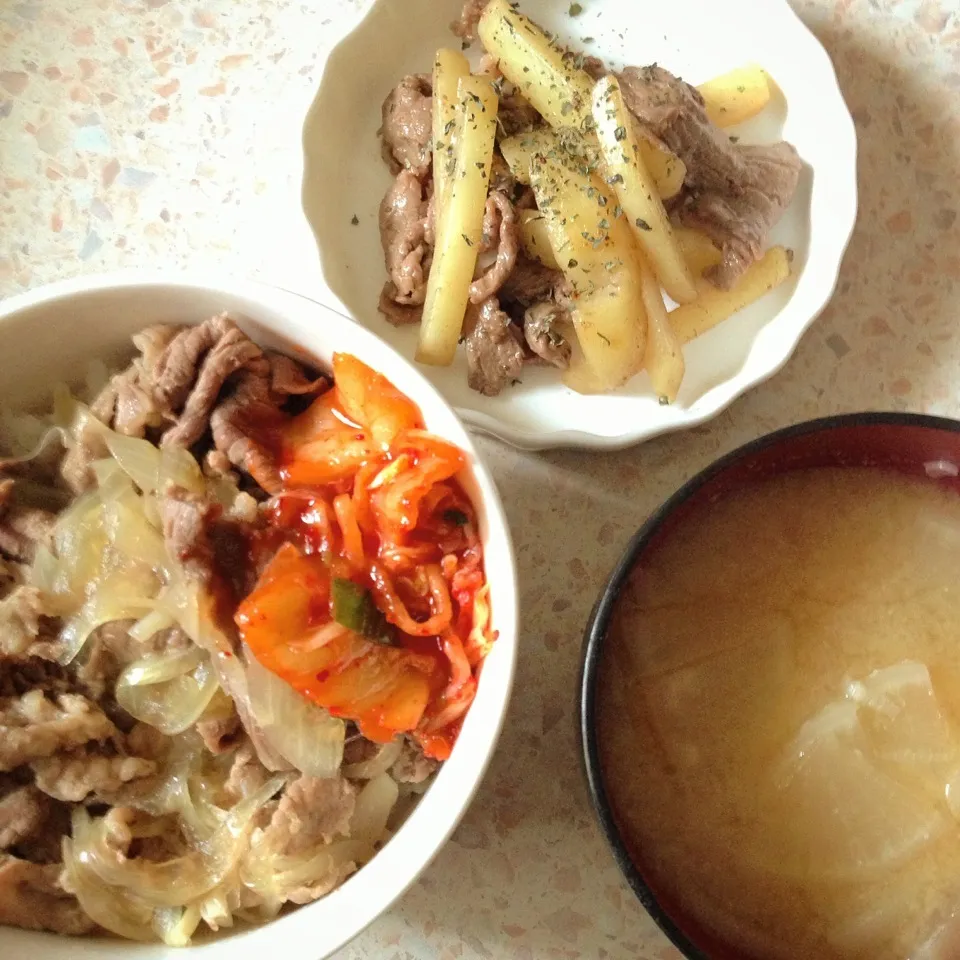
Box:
[331,579,394,645]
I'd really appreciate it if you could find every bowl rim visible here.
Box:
[577,410,960,960]
[0,270,520,958]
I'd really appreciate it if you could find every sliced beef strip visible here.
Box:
[116,316,321,490]
[150,314,236,414]
[260,775,356,856]
[0,585,60,662]
[617,65,744,194]
[0,855,95,935]
[390,739,438,784]
[125,721,169,764]
[93,364,166,439]
[9,796,69,865]
[581,55,609,82]
[0,690,116,772]
[379,170,431,307]
[0,657,76,699]
[523,301,572,369]
[59,427,103,495]
[31,744,157,803]
[499,254,565,308]
[380,74,433,176]
[209,362,286,494]
[222,739,271,803]
[451,0,490,40]
[617,64,801,287]
[676,142,801,289]
[464,298,526,397]
[378,286,424,327]
[160,487,220,585]
[0,479,55,564]
[267,352,327,397]
[497,92,541,138]
[160,324,264,449]
[470,191,520,304]
[0,785,51,850]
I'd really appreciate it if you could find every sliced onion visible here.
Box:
[245,647,346,778]
[160,446,206,495]
[58,580,159,665]
[49,490,106,606]
[63,832,155,942]
[342,740,403,781]
[128,608,177,644]
[93,457,136,503]
[241,840,360,907]
[76,775,286,907]
[351,773,399,842]
[28,543,59,596]
[198,887,234,931]
[152,904,201,947]
[117,656,219,734]
[104,496,170,573]
[123,648,205,687]
[160,581,287,772]
[104,431,163,492]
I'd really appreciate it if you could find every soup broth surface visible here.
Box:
[597,467,960,960]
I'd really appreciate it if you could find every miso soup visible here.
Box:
[597,468,960,960]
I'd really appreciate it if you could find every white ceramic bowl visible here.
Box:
[0,272,518,959]
[301,0,857,450]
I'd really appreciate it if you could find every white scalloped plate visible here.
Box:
[301,0,857,450]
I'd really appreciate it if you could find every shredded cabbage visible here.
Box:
[245,646,346,778]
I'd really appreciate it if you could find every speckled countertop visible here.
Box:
[1,0,957,957]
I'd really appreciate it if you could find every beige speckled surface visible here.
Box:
[1,0,957,956]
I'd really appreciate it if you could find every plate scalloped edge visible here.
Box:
[300,0,858,451]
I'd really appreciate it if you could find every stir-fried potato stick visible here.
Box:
[530,154,646,393]
[519,209,560,270]
[500,128,555,184]
[432,48,471,248]
[592,76,697,304]
[675,226,723,277]
[479,0,593,130]
[417,76,499,367]
[637,253,685,403]
[501,127,685,200]
[698,65,771,128]
[638,136,687,200]
[669,246,792,344]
